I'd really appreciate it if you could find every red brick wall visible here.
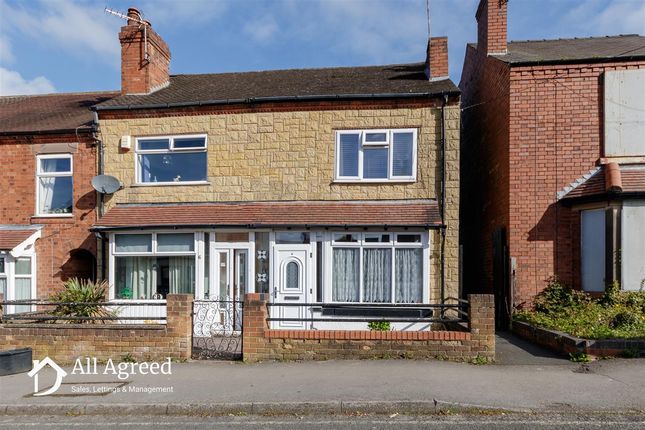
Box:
[0,133,97,298]
[476,0,508,55]
[427,37,449,79]
[460,45,510,296]
[0,294,192,363]
[508,61,645,306]
[119,23,170,95]
[461,53,645,308]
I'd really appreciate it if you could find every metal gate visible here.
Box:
[192,298,243,359]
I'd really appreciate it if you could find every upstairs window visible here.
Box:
[335,129,417,182]
[36,154,73,216]
[136,135,207,184]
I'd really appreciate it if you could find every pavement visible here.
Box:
[0,333,644,416]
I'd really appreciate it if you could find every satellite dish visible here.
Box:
[91,175,122,194]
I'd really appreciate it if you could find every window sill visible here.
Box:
[31,214,73,220]
[131,181,211,187]
[332,179,416,184]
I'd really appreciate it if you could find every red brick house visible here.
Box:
[0,92,115,311]
[460,0,645,325]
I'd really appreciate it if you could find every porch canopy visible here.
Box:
[92,200,442,231]
[558,164,645,204]
[0,226,42,256]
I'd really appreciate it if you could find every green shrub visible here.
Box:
[50,278,115,324]
[569,351,591,363]
[514,277,645,340]
[368,321,391,331]
[609,311,639,329]
[533,277,589,315]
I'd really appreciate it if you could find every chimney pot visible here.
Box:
[127,7,142,25]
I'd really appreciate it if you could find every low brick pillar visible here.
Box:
[166,294,194,360]
[467,294,496,358]
[242,293,270,362]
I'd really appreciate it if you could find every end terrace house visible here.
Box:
[0,91,115,312]
[460,0,645,325]
[92,8,461,329]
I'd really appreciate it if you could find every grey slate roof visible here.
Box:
[469,34,645,66]
[0,92,117,134]
[95,63,459,110]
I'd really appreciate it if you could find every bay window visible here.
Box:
[330,232,426,303]
[113,233,196,299]
[36,154,73,216]
[335,129,417,182]
[0,257,6,299]
[136,135,207,184]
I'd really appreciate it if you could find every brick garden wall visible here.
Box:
[0,294,192,364]
[242,293,494,362]
[0,133,98,299]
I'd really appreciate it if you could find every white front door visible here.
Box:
[273,246,310,329]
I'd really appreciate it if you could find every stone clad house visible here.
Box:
[460,0,645,325]
[0,92,115,312]
[91,8,461,329]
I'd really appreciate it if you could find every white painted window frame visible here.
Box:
[134,134,208,186]
[0,250,37,314]
[35,153,73,217]
[334,128,418,183]
[323,231,430,304]
[108,230,256,301]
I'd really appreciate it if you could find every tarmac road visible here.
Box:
[1,413,644,429]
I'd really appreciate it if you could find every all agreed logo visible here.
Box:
[28,357,173,396]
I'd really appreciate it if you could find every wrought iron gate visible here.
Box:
[192,298,243,359]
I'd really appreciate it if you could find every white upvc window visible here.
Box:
[0,254,36,314]
[111,232,198,299]
[335,129,417,182]
[135,134,208,185]
[327,232,428,304]
[36,154,73,216]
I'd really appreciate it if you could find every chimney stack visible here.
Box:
[119,7,171,95]
[425,37,449,81]
[476,0,508,56]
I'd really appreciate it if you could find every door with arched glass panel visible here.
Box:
[273,247,309,329]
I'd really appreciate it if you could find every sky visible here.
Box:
[0,0,644,96]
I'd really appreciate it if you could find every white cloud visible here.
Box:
[0,67,56,95]
[0,35,13,63]
[561,0,645,37]
[0,0,120,67]
[243,15,279,43]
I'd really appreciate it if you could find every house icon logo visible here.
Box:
[27,357,68,396]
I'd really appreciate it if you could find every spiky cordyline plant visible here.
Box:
[50,278,115,324]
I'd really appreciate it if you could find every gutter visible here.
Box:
[439,95,448,313]
[503,54,645,68]
[91,223,447,232]
[0,128,94,137]
[92,90,461,111]
[91,110,108,281]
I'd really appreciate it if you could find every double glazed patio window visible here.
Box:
[113,233,196,300]
[331,233,424,303]
[136,135,207,184]
[36,154,73,216]
[336,129,417,181]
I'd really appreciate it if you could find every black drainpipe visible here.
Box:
[440,94,448,314]
[92,111,108,281]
